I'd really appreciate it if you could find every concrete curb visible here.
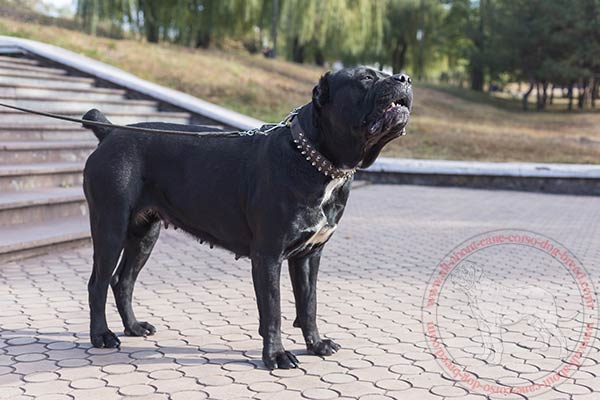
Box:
[0,36,265,131]
[360,158,600,195]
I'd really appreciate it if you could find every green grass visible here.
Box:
[1,17,600,163]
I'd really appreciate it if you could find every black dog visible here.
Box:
[82,66,412,369]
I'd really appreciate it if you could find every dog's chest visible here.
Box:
[290,178,347,255]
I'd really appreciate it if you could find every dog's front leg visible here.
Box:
[251,254,299,369]
[289,250,340,356]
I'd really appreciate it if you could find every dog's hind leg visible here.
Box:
[288,249,340,357]
[111,219,161,337]
[88,210,128,348]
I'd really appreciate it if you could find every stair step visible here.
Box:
[0,162,84,191]
[0,69,92,80]
[0,55,40,66]
[0,124,91,131]
[0,215,90,264]
[0,83,126,100]
[0,141,96,164]
[0,96,159,113]
[0,61,67,76]
[1,132,96,141]
[0,187,87,227]
[0,123,98,142]
[0,110,191,124]
[0,73,94,89]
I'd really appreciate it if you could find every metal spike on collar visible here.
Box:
[290,117,356,180]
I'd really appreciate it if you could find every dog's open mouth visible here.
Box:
[368,96,411,136]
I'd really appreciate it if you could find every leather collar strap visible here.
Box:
[290,117,356,180]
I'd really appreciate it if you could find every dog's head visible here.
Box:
[311,66,412,169]
[450,261,484,291]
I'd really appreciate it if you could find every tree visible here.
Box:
[76,0,134,36]
[280,0,384,64]
[382,0,420,74]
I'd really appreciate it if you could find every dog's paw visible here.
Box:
[263,350,300,370]
[91,330,121,348]
[308,339,341,356]
[124,321,156,337]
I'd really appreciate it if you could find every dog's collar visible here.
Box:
[289,117,356,180]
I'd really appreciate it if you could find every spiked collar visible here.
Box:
[290,117,356,180]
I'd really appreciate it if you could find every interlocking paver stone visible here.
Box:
[2,185,600,399]
[322,372,358,384]
[430,384,469,397]
[36,395,74,400]
[151,376,201,393]
[196,373,234,386]
[201,382,255,399]
[101,363,135,374]
[69,377,107,389]
[0,387,24,399]
[302,388,340,400]
[170,391,209,400]
[118,384,155,396]
[22,371,59,383]
[248,381,286,393]
[374,378,411,391]
[23,380,72,397]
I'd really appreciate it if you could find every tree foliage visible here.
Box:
[75,0,600,110]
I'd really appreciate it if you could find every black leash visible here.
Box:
[0,101,265,138]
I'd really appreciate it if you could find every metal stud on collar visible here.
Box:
[289,118,356,180]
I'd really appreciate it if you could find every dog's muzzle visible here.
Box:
[367,75,412,136]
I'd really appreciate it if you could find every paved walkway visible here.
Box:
[1,184,600,400]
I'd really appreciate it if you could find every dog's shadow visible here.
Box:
[1,329,291,385]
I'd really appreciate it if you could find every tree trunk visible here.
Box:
[523,80,534,111]
[271,0,278,58]
[194,2,214,48]
[541,81,549,109]
[141,0,160,43]
[391,39,407,74]
[146,22,159,43]
[535,81,543,110]
[578,79,588,109]
[195,31,211,48]
[567,81,574,111]
[291,37,304,63]
[549,83,554,105]
[470,64,484,91]
[315,49,325,66]
[470,0,486,91]
[592,79,598,108]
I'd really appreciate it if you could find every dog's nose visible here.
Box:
[392,74,411,84]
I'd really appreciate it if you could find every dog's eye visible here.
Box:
[361,75,374,81]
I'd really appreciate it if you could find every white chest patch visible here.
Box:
[305,223,337,246]
[321,178,344,207]
[302,178,345,247]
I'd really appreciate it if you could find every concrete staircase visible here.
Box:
[0,54,198,263]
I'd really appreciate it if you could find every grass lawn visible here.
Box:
[1,17,600,164]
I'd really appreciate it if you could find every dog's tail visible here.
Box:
[82,109,113,142]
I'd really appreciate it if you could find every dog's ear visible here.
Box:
[312,71,331,110]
